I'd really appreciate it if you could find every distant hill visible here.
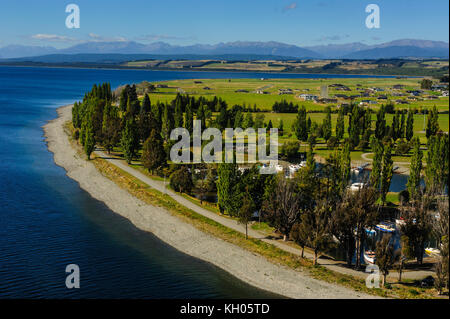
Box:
[343,46,449,59]
[308,39,449,59]
[55,40,321,59]
[304,42,370,58]
[2,53,300,64]
[0,44,58,59]
[0,39,448,60]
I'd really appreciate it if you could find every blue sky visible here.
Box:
[0,0,448,48]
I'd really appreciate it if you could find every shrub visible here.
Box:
[357,139,369,150]
[327,136,338,149]
[398,190,410,205]
[72,129,80,140]
[170,166,193,194]
[395,140,410,155]
[281,141,300,159]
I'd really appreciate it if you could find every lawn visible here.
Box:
[144,77,449,112]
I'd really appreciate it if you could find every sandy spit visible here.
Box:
[43,104,378,299]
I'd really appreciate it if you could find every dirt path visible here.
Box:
[361,152,410,174]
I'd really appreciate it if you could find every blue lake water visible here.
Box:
[0,66,394,298]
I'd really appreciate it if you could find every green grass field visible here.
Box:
[136,77,448,166]
[145,78,449,112]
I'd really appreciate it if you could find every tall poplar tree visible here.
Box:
[121,116,139,164]
[407,137,423,200]
[426,105,439,139]
[293,105,308,142]
[336,107,345,141]
[405,108,414,141]
[380,143,393,204]
[216,162,240,215]
[370,140,383,190]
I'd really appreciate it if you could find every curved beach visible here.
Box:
[43,104,377,299]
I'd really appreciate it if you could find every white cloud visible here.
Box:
[315,34,350,42]
[30,34,76,42]
[136,34,196,42]
[283,2,297,12]
[88,33,128,42]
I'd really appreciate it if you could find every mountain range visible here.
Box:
[0,39,448,60]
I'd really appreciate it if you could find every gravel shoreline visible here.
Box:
[43,104,377,299]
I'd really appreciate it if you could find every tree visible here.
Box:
[234,110,243,128]
[333,187,378,268]
[174,100,184,128]
[322,106,332,141]
[349,105,360,147]
[426,133,449,193]
[375,235,395,287]
[238,189,255,239]
[120,116,139,164]
[262,176,302,241]
[426,105,439,139]
[195,179,209,205]
[84,124,95,160]
[102,102,121,153]
[380,142,393,204]
[396,235,411,282]
[243,112,254,130]
[336,108,345,141]
[119,85,130,112]
[138,106,158,142]
[399,110,406,139]
[141,129,166,174]
[400,200,433,265]
[300,200,332,265]
[406,137,423,200]
[161,104,174,142]
[279,119,284,136]
[420,78,433,90]
[184,102,194,134]
[405,109,414,141]
[293,105,308,141]
[375,105,386,140]
[370,139,383,190]
[254,113,265,129]
[392,110,400,140]
[290,223,309,258]
[141,94,151,113]
[433,198,449,292]
[170,166,193,194]
[216,104,228,130]
[197,104,211,129]
[126,95,140,117]
[216,162,240,215]
[340,141,351,191]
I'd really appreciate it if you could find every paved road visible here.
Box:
[95,149,433,281]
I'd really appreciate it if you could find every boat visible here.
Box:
[365,228,377,236]
[364,250,376,264]
[375,223,396,233]
[349,182,364,191]
[425,247,441,257]
[395,218,405,227]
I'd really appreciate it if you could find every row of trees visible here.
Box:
[72,84,281,167]
[290,102,424,154]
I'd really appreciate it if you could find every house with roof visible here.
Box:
[299,94,318,101]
